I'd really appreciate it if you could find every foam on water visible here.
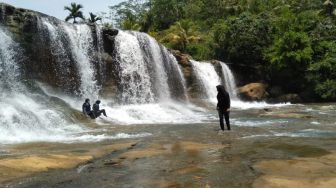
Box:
[100,101,211,125]
[231,100,291,109]
[233,119,289,127]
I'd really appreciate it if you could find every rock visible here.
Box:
[238,83,268,101]
[269,86,284,98]
[103,28,119,37]
[171,50,192,67]
[277,94,302,103]
[253,152,336,188]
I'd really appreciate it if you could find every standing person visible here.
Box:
[93,100,107,118]
[216,85,231,132]
[82,98,95,119]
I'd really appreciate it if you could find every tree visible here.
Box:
[160,20,201,51]
[109,0,150,30]
[265,31,313,92]
[88,13,102,23]
[307,40,336,100]
[64,3,85,23]
[151,0,184,30]
[212,12,272,65]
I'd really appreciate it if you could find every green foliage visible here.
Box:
[64,3,85,24]
[110,0,336,101]
[158,20,202,52]
[315,80,336,100]
[151,0,184,30]
[212,13,272,65]
[109,0,150,31]
[266,31,313,69]
[307,41,336,100]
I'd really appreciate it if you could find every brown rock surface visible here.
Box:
[238,83,268,101]
[0,142,136,184]
[253,152,336,188]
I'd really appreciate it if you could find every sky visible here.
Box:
[0,0,124,21]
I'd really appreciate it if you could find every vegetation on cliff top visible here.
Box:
[106,0,336,101]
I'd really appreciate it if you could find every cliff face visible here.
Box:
[0,3,118,95]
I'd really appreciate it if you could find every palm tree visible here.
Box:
[161,20,202,51]
[88,13,102,23]
[64,3,85,23]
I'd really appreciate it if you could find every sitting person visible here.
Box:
[93,100,107,118]
[82,98,95,119]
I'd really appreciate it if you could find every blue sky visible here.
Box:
[1,0,124,21]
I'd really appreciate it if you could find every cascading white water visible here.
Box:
[0,27,21,93]
[133,32,171,100]
[63,23,100,100]
[160,46,188,100]
[0,27,79,143]
[190,60,221,103]
[0,26,151,144]
[1,4,5,22]
[39,18,72,86]
[191,60,291,109]
[114,30,188,104]
[96,24,106,82]
[220,62,238,99]
[114,30,155,104]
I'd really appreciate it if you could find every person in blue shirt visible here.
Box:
[82,98,95,119]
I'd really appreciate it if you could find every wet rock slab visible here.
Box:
[253,152,336,188]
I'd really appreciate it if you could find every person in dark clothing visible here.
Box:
[82,98,95,119]
[93,100,107,118]
[216,85,231,131]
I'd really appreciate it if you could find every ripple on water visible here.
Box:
[273,129,336,138]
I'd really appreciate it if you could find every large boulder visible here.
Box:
[238,83,268,101]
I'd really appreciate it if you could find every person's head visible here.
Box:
[85,98,90,103]
[96,100,101,104]
[216,85,226,93]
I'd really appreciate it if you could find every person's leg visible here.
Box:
[224,111,230,130]
[218,109,224,130]
[88,111,96,119]
[101,109,107,117]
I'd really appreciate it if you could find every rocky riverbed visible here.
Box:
[1,104,335,188]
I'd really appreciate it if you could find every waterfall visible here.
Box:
[114,30,155,104]
[220,62,238,99]
[160,46,188,101]
[63,23,100,99]
[96,25,106,83]
[0,27,22,93]
[39,17,73,89]
[133,32,171,100]
[0,27,83,144]
[0,4,5,22]
[190,60,221,102]
[114,30,187,104]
